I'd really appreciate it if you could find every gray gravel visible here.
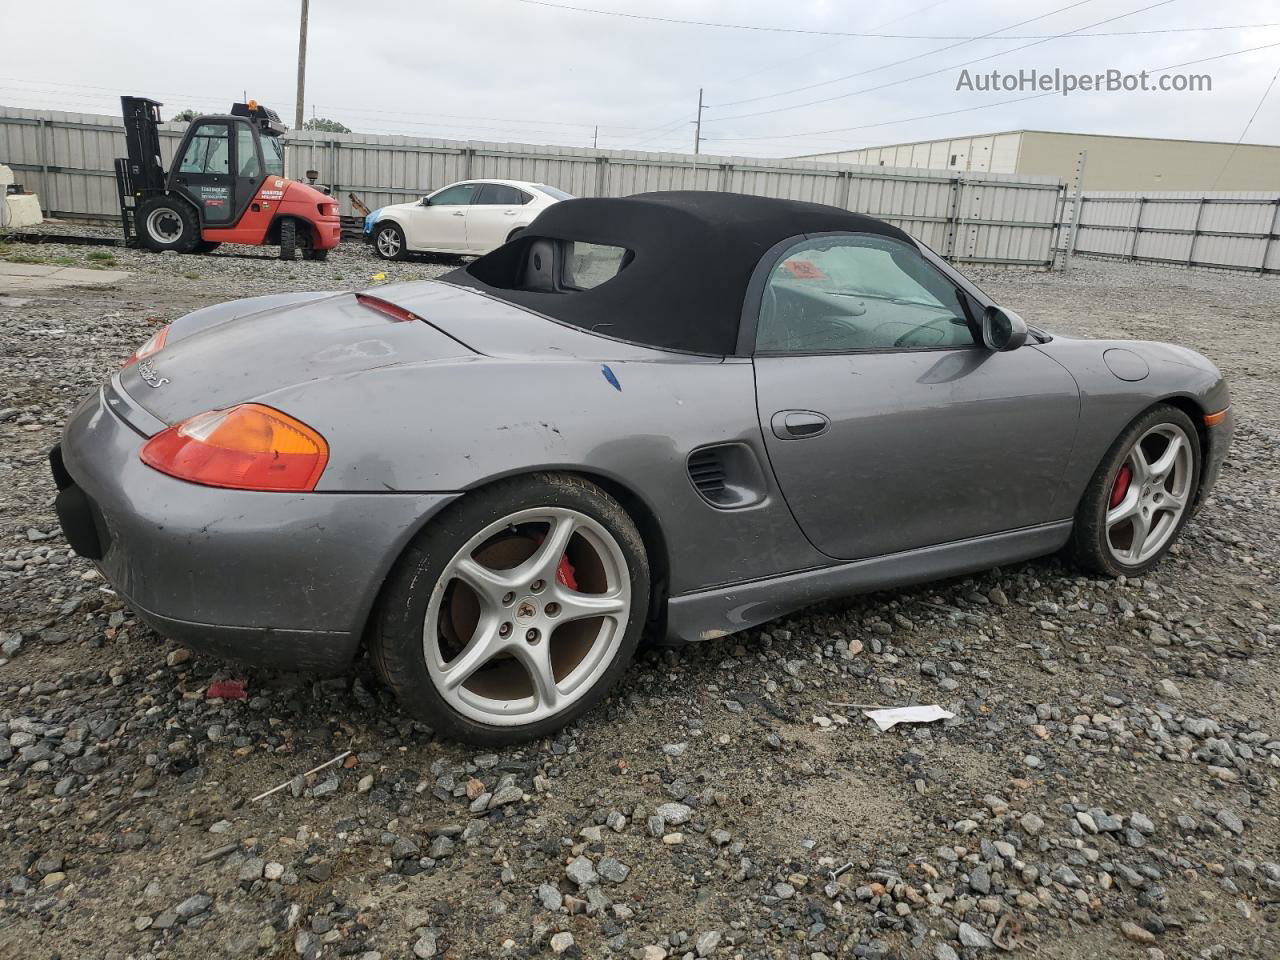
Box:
[0,242,1278,959]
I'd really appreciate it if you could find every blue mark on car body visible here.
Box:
[363,208,384,236]
[601,364,621,391]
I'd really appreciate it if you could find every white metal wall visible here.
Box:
[1070,191,1280,273]
[0,105,1064,266]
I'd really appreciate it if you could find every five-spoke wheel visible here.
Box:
[371,474,648,744]
[1072,404,1202,576]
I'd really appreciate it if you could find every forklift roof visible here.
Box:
[230,102,286,135]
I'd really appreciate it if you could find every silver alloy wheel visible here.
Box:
[1105,422,1194,566]
[376,227,402,258]
[423,506,631,726]
[146,207,184,244]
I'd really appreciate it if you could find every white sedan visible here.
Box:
[364,179,572,259]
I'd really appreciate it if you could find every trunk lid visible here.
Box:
[119,290,474,425]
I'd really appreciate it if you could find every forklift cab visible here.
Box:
[170,102,286,228]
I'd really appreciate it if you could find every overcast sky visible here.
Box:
[1,0,1277,157]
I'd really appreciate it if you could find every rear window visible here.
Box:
[564,242,629,290]
[533,183,574,201]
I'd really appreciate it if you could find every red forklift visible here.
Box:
[115,96,341,259]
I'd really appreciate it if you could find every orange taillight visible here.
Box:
[123,324,170,367]
[140,404,328,492]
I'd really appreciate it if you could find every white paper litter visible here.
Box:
[862,704,955,731]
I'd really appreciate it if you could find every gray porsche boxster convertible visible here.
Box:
[53,191,1232,744]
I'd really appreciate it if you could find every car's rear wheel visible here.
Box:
[374,222,406,260]
[370,474,649,744]
[1070,403,1201,577]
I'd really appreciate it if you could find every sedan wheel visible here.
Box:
[1071,404,1201,577]
[371,474,649,744]
[374,223,405,260]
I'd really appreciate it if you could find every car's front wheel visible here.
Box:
[370,474,649,744]
[373,222,406,260]
[1071,403,1201,577]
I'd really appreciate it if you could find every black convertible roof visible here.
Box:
[444,191,913,355]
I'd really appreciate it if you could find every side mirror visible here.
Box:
[982,306,1028,352]
[420,196,432,206]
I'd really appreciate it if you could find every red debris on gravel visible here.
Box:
[206,679,248,701]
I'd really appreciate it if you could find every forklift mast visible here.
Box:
[115,96,166,246]
[120,96,166,191]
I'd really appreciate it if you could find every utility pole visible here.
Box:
[696,87,706,154]
[295,0,309,130]
[593,125,598,149]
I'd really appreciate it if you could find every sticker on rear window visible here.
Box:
[781,259,827,280]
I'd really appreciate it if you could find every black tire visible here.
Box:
[303,246,329,262]
[372,222,406,260]
[279,218,298,260]
[1070,403,1201,578]
[136,196,199,254]
[370,473,650,745]
[193,240,221,254]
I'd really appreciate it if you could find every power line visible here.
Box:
[513,0,1274,42]
[713,0,1099,110]
[707,0,1178,123]
[1210,63,1280,189]
[703,38,1280,145]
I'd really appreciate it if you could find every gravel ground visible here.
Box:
[0,238,1277,960]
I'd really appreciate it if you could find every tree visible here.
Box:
[304,117,351,134]
[172,109,199,122]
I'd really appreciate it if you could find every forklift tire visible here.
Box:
[279,218,298,261]
[137,197,199,254]
[303,247,329,262]
[194,241,221,254]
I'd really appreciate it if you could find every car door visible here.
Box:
[170,120,234,224]
[404,182,479,252]
[465,183,532,253]
[751,232,1080,561]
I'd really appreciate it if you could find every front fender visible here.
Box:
[1036,337,1231,511]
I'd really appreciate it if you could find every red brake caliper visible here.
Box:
[1109,463,1133,509]
[556,554,578,591]
[533,532,578,590]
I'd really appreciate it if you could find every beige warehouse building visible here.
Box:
[794,130,1280,191]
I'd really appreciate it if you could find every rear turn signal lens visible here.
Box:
[140,404,329,492]
[123,324,170,366]
[1204,408,1230,427]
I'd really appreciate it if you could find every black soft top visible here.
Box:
[443,191,913,355]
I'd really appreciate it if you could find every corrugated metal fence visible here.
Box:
[1,104,1064,267]
[1070,191,1280,274]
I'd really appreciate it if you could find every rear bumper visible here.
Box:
[53,387,456,672]
[315,215,342,250]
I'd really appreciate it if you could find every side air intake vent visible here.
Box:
[686,443,768,509]
[687,449,727,501]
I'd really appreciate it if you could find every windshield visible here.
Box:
[533,183,574,201]
[260,133,285,177]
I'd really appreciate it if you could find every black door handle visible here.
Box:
[771,410,830,440]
